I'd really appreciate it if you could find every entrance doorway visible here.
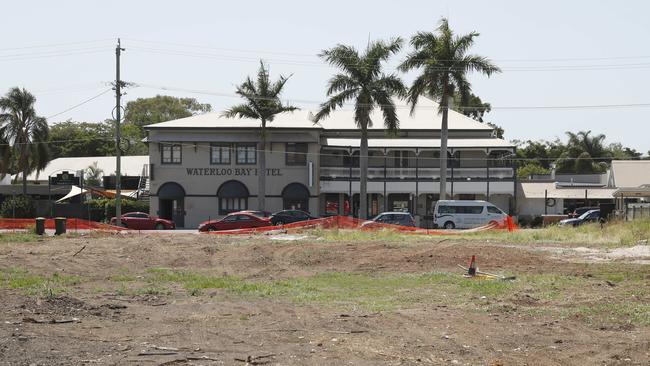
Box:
[157,182,186,228]
[282,183,310,211]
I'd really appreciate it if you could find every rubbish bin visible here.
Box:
[35,217,46,235]
[54,217,67,235]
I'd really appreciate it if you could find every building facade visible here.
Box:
[145,97,516,228]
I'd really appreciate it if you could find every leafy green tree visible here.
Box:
[49,120,112,158]
[399,18,500,199]
[607,143,642,160]
[452,92,504,138]
[517,162,550,179]
[0,87,50,195]
[223,61,299,211]
[314,39,406,219]
[124,95,212,128]
[514,139,565,169]
[453,92,490,122]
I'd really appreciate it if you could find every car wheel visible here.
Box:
[121,223,128,228]
[276,220,284,226]
[155,223,164,230]
[443,221,455,229]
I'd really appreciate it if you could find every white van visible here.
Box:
[433,200,507,229]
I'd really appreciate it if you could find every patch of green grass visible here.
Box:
[433,219,650,248]
[308,228,429,243]
[572,303,650,326]
[0,268,80,297]
[141,268,521,311]
[109,274,137,282]
[0,232,41,243]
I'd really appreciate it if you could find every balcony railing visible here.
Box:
[320,166,514,180]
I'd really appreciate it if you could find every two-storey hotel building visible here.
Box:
[144,97,516,228]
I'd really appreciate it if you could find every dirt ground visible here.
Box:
[1,231,649,365]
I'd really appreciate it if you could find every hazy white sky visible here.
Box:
[2,0,649,153]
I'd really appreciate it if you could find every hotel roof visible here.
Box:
[144,97,494,131]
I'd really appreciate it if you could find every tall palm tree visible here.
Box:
[314,39,406,219]
[223,61,298,211]
[399,18,500,200]
[0,87,50,195]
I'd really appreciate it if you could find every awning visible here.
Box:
[56,186,139,202]
[323,138,513,149]
[520,182,616,199]
[56,185,86,203]
[613,186,650,198]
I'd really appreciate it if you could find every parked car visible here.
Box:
[568,206,599,218]
[270,210,316,226]
[362,212,416,227]
[240,210,272,217]
[110,212,175,230]
[198,212,271,232]
[559,209,600,227]
[432,200,507,229]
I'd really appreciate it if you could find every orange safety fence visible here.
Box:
[206,215,517,235]
[0,218,126,231]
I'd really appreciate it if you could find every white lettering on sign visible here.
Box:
[185,168,282,176]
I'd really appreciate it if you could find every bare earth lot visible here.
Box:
[1,231,649,365]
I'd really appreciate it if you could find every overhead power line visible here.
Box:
[128,46,650,72]
[0,39,113,51]
[125,38,650,64]
[135,82,650,111]
[46,89,113,119]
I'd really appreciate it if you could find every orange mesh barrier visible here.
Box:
[0,218,125,231]
[206,215,517,235]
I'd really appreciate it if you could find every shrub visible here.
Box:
[0,196,36,218]
[86,198,149,220]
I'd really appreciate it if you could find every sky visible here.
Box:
[2,0,649,153]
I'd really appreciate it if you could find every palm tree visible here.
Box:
[0,87,50,196]
[565,130,608,158]
[399,18,500,200]
[314,39,406,219]
[223,61,298,211]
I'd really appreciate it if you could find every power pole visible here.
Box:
[114,38,125,227]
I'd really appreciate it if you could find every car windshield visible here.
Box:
[579,210,598,219]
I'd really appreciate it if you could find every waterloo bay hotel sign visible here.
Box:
[186,167,283,177]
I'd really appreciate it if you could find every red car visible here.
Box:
[198,212,271,232]
[110,212,175,230]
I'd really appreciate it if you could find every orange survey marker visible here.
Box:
[467,255,478,276]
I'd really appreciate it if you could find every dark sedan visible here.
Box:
[559,209,600,227]
[110,212,175,230]
[198,212,271,232]
[270,210,316,226]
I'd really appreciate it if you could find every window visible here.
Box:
[161,143,182,164]
[236,144,257,164]
[438,205,484,214]
[394,151,409,168]
[210,143,231,164]
[220,197,247,214]
[487,206,503,214]
[223,215,238,222]
[237,215,251,221]
[286,143,307,166]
